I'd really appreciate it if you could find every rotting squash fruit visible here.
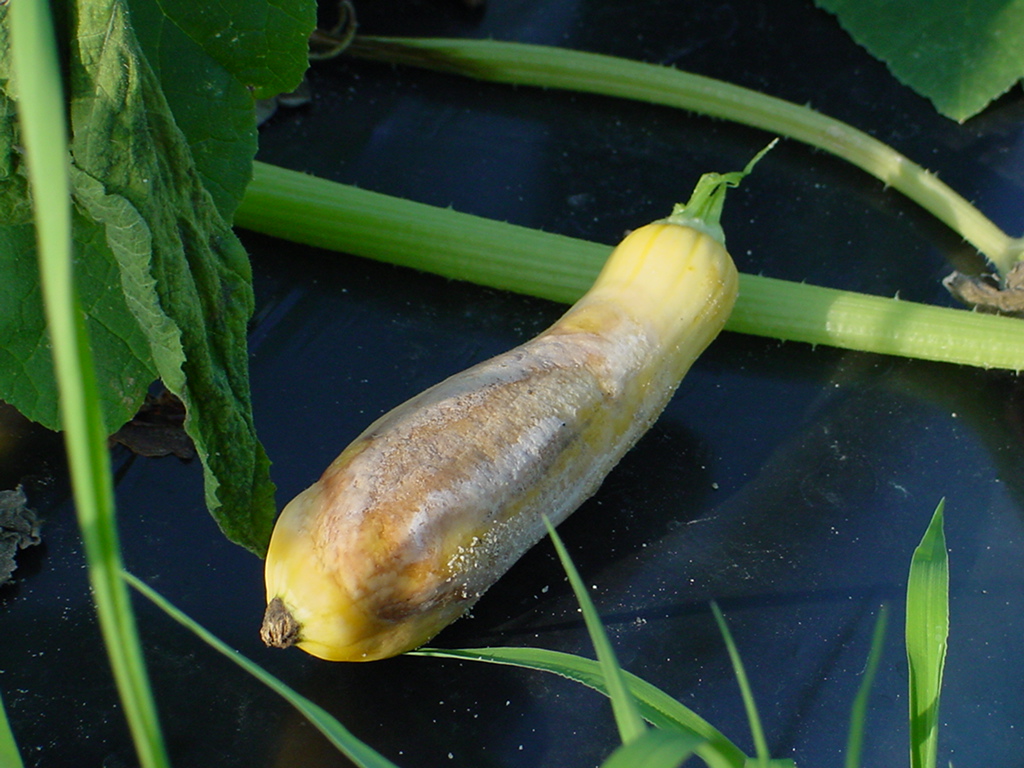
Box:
[261,148,770,661]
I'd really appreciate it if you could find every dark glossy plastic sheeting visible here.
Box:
[2,1,1023,767]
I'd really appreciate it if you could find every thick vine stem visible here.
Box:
[345,36,1024,281]
[236,162,1024,372]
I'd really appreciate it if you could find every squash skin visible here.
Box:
[261,222,738,661]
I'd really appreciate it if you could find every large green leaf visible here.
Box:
[126,0,314,218]
[0,14,157,432]
[815,0,1024,121]
[0,88,30,224]
[0,0,314,555]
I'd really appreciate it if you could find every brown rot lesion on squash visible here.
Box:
[260,597,302,649]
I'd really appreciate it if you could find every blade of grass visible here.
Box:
[8,4,170,768]
[346,36,1023,279]
[906,500,949,768]
[235,162,1024,372]
[543,517,647,745]
[600,727,703,768]
[844,604,889,768]
[412,646,747,768]
[123,572,401,768]
[709,602,769,767]
[0,689,24,768]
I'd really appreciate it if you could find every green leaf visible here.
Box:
[906,499,949,768]
[412,646,748,768]
[64,0,278,554]
[69,168,184,388]
[0,88,31,224]
[0,214,158,434]
[600,728,702,768]
[815,0,1024,121]
[125,572,402,768]
[126,0,315,218]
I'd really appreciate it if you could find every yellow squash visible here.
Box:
[261,153,767,661]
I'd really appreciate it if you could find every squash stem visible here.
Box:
[346,36,1024,281]
[665,140,777,245]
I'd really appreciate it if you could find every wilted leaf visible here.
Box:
[110,390,195,459]
[67,0,278,554]
[0,486,41,586]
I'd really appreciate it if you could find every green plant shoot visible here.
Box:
[906,500,949,768]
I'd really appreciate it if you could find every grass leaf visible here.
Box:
[600,727,703,768]
[0,689,24,768]
[709,602,770,766]
[543,517,647,745]
[124,572,402,768]
[544,518,647,745]
[906,499,949,768]
[8,1,170,766]
[845,605,889,768]
[413,646,748,768]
